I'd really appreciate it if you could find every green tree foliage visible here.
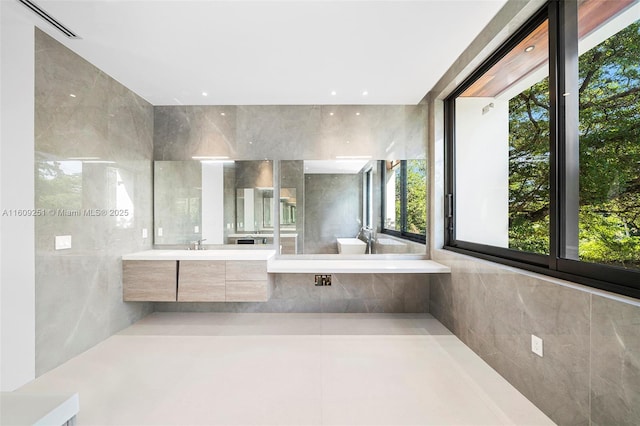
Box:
[508,78,551,254]
[508,20,640,269]
[36,161,82,209]
[406,160,427,234]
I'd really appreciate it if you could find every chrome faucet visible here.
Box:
[189,239,207,250]
[358,226,376,254]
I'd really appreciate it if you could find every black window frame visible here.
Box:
[381,160,426,244]
[444,0,640,299]
[364,166,373,229]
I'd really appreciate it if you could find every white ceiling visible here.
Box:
[21,0,507,106]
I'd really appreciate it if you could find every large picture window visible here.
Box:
[445,0,640,298]
[382,160,427,243]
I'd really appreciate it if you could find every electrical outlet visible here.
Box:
[314,274,332,286]
[531,334,543,357]
[142,228,148,239]
[157,227,163,237]
[54,235,72,250]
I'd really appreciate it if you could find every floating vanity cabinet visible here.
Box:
[123,260,177,302]
[122,250,276,303]
[225,260,273,302]
[178,260,225,302]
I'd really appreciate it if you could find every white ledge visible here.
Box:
[267,259,451,274]
[122,249,276,261]
[0,392,79,426]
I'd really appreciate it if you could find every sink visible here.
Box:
[337,238,367,254]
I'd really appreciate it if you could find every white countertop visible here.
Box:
[0,392,79,425]
[228,233,298,238]
[123,249,276,261]
[267,259,450,274]
[122,251,450,273]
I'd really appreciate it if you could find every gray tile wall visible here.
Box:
[34,29,154,375]
[304,174,362,254]
[430,249,640,425]
[155,273,430,313]
[153,105,427,161]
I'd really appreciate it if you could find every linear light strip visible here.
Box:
[17,0,79,39]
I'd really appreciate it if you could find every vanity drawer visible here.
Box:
[226,280,270,302]
[225,260,267,281]
[123,260,177,302]
[178,260,225,302]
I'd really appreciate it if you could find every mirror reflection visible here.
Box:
[235,187,296,231]
[36,159,138,231]
[154,160,277,247]
[153,159,426,255]
[280,160,427,255]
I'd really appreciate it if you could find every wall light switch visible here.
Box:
[55,235,72,250]
[531,334,543,357]
[142,228,148,239]
[157,227,163,237]
[194,225,199,233]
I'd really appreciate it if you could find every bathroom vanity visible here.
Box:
[122,250,276,302]
[122,248,450,304]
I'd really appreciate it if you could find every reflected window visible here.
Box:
[382,159,426,242]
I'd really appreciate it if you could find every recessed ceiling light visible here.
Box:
[329,112,334,116]
[220,112,225,116]
[524,45,535,52]
[362,91,368,96]
[356,112,360,116]
[346,140,350,144]
[202,92,208,96]
[69,93,76,98]
[331,90,337,96]
[249,141,253,144]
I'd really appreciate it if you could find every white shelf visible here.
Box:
[267,259,450,274]
[0,392,79,426]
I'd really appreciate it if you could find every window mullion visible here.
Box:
[550,0,580,269]
[401,161,408,235]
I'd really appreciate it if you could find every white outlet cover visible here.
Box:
[194,225,199,233]
[157,227,163,237]
[142,228,148,239]
[531,334,543,357]
[55,235,72,250]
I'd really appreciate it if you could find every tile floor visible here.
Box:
[16,313,555,425]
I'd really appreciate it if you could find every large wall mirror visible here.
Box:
[279,159,427,255]
[155,160,280,247]
[154,159,426,255]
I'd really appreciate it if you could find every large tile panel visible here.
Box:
[591,295,640,426]
[431,250,595,425]
[35,29,154,375]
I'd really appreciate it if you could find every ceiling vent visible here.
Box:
[17,0,80,38]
